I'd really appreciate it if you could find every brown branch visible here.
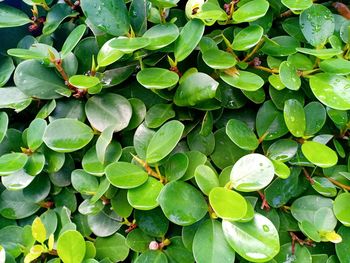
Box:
[333,2,350,19]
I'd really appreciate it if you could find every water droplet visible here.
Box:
[263,225,269,232]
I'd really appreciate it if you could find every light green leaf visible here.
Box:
[232,25,264,51]
[232,0,269,23]
[301,141,338,168]
[0,3,31,28]
[283,99,306,137]
[57,230,86,263]
[137,68,179,89]
[61,25,86,58]
[226,119,259,150]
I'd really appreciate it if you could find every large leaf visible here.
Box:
[0,4,31,28]
[95,233,129,262]
[309,73,350,110]
[174,19,205,62]
[43,4,78,35]
[81,0,130,36]
[301,141,338,168]
[43,118,94,153]
[137,68,179,89]
[299,4,334,47]
[283,99,306,137]
[146,120,184,164]
[222,213,280,262]
[232,0,269,23]
[14,60,65,99]
[85,93,132,132]
[158,181,207,226]
[193,220,235,263]
[143,23,179,50]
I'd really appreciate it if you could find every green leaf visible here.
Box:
[0,112,8,144]
[126,228,153,253]
[2,169,35,190]
[319,58,350,75]
[14,60,65,99]
[0,56,15,87]
[283,99,306,137]
[275,243,311,263]
[220,71,264,91]
[158,181,207,226]
[304,102,326,136]
[105,162,148,189]
[193,220,235,263]
[43,4,79,35]
[279,61,301,91]
[69,75,100,90]
[96,126,114,164]
[296,47,342,59]
[146,120,184,163]
[299,4,334,47]
[71,169,99,195]
[261,36,300,56]
[209,187,247,220]
[127,177,163,210]
[226,119,259,150]
[336,226,350,263]
[32,217,46,243]
[27,118,47,151]
[57,230,86,263]
[333,192,350,227]
[281,0,312,13]
[232,25,264,51]
[222,213,280,262]
[230,153,275,192]
[0,189,39,219]
[137,68,179,89]
[109,37,150,53]
[256,100,289,141]
[97,39,124,67]
[194,165,219,195]
[0,153,28,176]
[266,139,298,162]
[134,208,169,237]
[174,72,219,106]
[232,0,269,23]
[202,48,237,69]
[95,233,129,262]
[135,251,168,263]
[301,141,338,168]
[165,152,189,181]
[174,19,205,62]
[143,23,179,50]
[43,118,94,153]
[0,4,31,28]
[309,73,350,110]
[61,25,86,58]
[85,93,132,132]
[145,104,175,129]
[81,0,130,36]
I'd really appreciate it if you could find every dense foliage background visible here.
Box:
[0,0,350,262]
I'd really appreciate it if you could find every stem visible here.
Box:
[326,177,350,191]
[301,68,320,77]
[243,38,265,62]
[302,168,315,184]
[258,131,269,143]
[258,191,270,211]
[131,154,166,183]
[289,232,314,255]
[64,0,74,7]
[159,8,166,23]
[254,65,279,74]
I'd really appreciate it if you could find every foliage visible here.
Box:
[0,0,349,262]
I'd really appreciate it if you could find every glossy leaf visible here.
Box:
[301,141,338,168]
[283,99,305,137]
[230,153,275,192]
[222,214,280,262]
[0,4,31,28]
[137,68,179,89]
[202,48,237,69]
[57,230,86,263]
[143,23,179,50]
[333,193,350,227]
[0,153,28,176]
[158,181,207,226]
[226,119,259,150]
[43,119,94,153]
[81,0,130,36]
[61,25,86,58]
[146,120,184,163]
[220,71,264,91]
[232,25,264,51]
[174,19,205,62]
[232,0,269,23]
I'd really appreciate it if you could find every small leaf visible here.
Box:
[57,230,86,263]
[143,23,179,50]
[158,181,207,226]
[137,68,179,89]
[194,165,219,195]
[209,187,247,221]
[301,141,338,168]
[283,99,306,137]
[230,153,275,192]
[61,25,86,58]
[202,48,237,69]
[109,37,150,53]
[95,233,129,262]
[279,61,301,91]
[0,153,28,176]
[220,70,264,91]
[32,217,46,244]
[69,75,100,90]
[97,39,124,67]
[232,0,269,23]
[226,119,259,150]
[0,112,8,144]
[27,118,47,151]
[232,25,264,51]
[146,120,184,164]
[96,126,114,164]
[281,0,312,13]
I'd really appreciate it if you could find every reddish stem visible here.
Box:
[258,191,270,211]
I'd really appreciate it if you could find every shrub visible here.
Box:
[0,0,350,262]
